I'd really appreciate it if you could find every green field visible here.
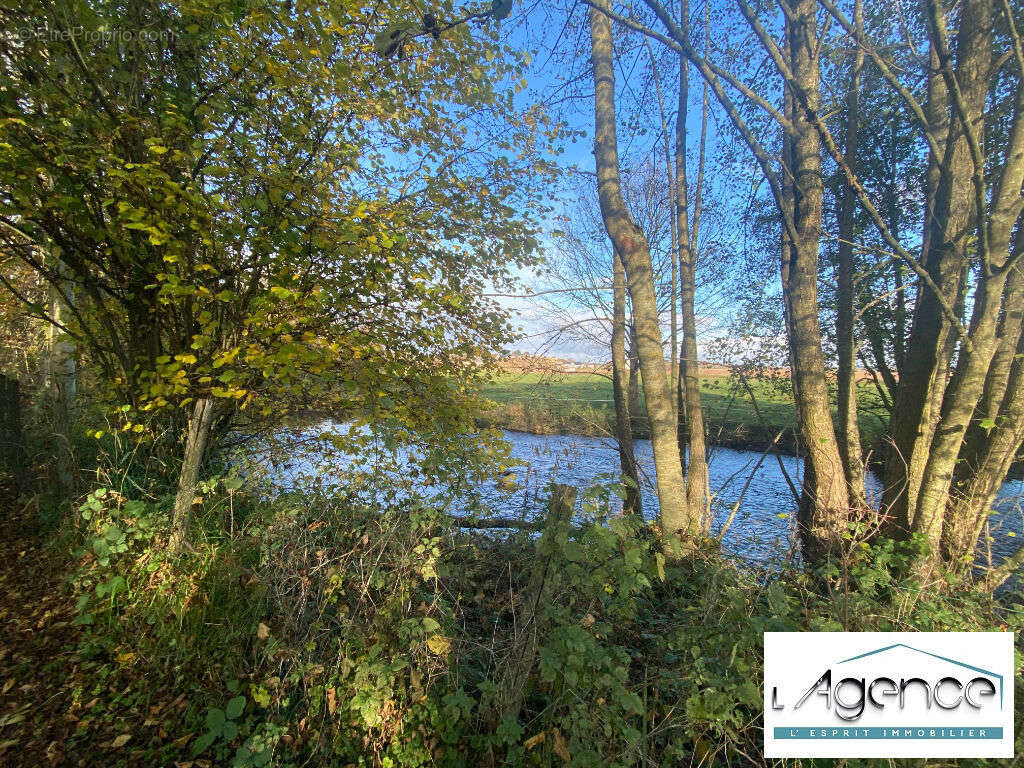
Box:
[478,371,889,453]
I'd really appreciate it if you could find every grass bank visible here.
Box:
[476,372,889,456]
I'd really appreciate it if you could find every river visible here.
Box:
[250,422,1024,569]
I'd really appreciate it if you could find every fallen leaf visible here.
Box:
[552,728,570,763]
[327,687,336,715]
[173,732,193,748]
[257,622,270,640]
[111,734,132,748]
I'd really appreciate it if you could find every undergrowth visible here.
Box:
[49,476,1024,767]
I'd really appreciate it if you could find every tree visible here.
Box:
[673,0,710,530]
[814,0,1024,583]
[1,0,554,545]
[585,0,1023,584]
[589,0,699,549]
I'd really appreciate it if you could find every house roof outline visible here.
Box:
[836,643,1003,708]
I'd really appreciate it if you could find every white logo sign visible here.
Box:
[764,632,1015,758]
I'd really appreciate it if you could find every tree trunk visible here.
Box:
[674,0,709,530]
[785,0,850,563]
[628,326,642,431]
[169,397,215,552]
[895,0,993,579]
[946,307,1024,571]
[612,249,642,515]
[835,0,866,509]
[641,34,679,423]
[935,0,1024,577]
[880,27,969,537]
[47,265,77,497]
[589,0,697,549]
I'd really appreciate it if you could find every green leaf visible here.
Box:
[192,730,217,756]
[225,696,246,720]
[206,707,226,731]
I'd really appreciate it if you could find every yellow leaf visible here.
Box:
[425,635,451,655]
[327,687,336,715]
[257,622,270,639]
[111,734,132,748]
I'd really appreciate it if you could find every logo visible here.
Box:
[764,632,1015,758]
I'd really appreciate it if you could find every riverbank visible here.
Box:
[475,404,806,455]
[476,371,888,457]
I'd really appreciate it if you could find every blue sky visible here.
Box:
[482,0,759,361]
[471,0,753,360]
